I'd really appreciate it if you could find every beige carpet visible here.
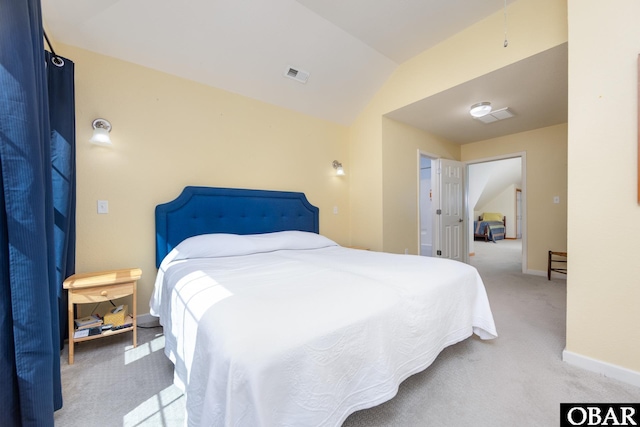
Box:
[54,240,640,426]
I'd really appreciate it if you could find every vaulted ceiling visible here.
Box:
[42,0,566,144]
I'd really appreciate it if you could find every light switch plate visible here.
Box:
[97,200,109,214]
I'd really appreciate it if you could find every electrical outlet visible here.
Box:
[553,196,560,204]
[97,200,109,214]
[333,206,338,215]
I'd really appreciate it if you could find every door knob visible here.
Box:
[458,218,464,222]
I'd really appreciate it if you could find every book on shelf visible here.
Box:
[73,329,89,339]
[73,326,102,339]
[74,314,103,330]
[77,320,103,330]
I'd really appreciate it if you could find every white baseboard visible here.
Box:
[562,349,640,388]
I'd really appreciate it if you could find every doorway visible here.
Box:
[419,154,434,256]
[466,153,526,273]
[418,152,467,263]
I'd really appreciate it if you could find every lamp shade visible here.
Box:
[90,127,111,145]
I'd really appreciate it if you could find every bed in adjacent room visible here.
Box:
[150,186,498,427]
[473,212,506,242]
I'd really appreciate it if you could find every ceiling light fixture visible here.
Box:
[469,102,492,118]
[332,160,345,176]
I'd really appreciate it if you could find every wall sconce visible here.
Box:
[332,160,345,176]
[90,118,112,146]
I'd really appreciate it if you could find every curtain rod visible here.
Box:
[43,29,57,58]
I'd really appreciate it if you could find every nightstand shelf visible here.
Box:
[72,316,135,344]
[63,268,141,364]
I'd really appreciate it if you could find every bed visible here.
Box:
[473,212,506,242]
[151,186,498,427]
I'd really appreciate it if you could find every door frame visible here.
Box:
[465,152,527,274]
[516,188,522,239]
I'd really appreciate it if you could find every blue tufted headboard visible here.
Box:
[155,186,320,267]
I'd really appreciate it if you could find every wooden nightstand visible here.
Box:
[63,268,141,364]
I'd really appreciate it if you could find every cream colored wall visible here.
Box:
[348,112,384,251]
[381,118,460,254]
[566,0,640,373]
[59,43,349,316]
[462,124,568,273]
[349,0,567,251]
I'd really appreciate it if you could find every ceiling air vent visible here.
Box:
[284,66,310,84]
[473,107,515,124]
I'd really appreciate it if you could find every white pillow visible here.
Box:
[250,230,337,251]
[171,231,337,261]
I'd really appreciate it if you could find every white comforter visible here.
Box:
[150,232,497,427]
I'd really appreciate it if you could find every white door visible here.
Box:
[435,159,466,262]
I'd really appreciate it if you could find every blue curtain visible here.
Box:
[0,0,75,424]
[47,50,76,350]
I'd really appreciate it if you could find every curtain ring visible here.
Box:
[52,56,64,67]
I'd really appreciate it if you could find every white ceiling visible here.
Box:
[41,0,566,143]
[469,158,521,210]
[386,43,568,144]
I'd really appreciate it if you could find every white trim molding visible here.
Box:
[563,349,640,388]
